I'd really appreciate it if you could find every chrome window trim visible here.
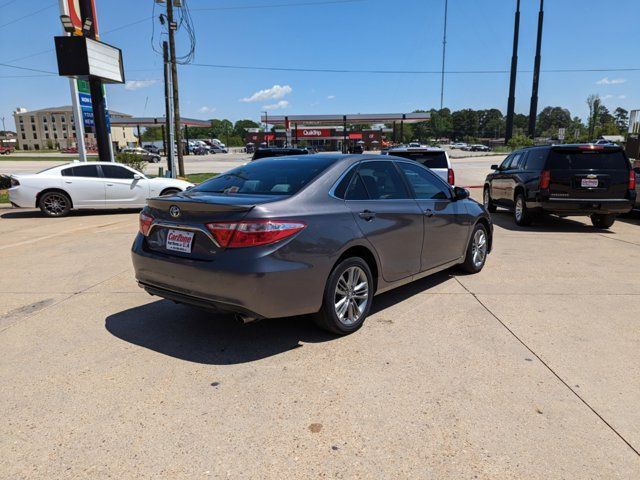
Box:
[148,220,220,247]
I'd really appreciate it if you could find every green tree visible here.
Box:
[452,109,479,139]
[233,119,260,138]
[478,109,504,138]
[536,106,571,137]
[141,127,164,141]
[614,107,629,134]
[513,113,529,136]
[586,94,601,140]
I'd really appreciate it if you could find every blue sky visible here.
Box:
[1,0,638,130]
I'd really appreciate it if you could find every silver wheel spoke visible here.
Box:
[334,266,369,326]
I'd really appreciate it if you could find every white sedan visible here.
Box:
[8,161,193,217]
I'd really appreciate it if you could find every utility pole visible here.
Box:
[263,111,268,147]
[528,0,544,139]
[78,0,113,162]
[163,41,176,178]
[504,0,520,144]
[439,0,448,110]
[165,0,184,176]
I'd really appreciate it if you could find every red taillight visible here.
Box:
[578,144,605,150]
[139,211,154,236]
[539,170,551,190]
[630,169,637,190]
[206,220,306,248]
[447,168,455,185]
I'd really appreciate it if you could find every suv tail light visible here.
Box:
[447,168,455,185]
[630,169,637,190]
[539,170,551,189]
[206,220,306,248]
[139,211,154,236]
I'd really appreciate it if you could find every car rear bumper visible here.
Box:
[537,197,634,215]
[131,234,326,319]
[7,187,34,208]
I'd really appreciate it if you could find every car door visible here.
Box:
[100,164,150,208]
[491,154,514,205]
[60,164,106,208]
[503,151,525,207]
[395,161,470,270]
[342,160,423,283]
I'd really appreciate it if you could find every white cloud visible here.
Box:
[618,94,627,99]
[240,84,292,103]
[198,106,216,113]
[125,79,157,91]
[596,77,626,85]
[602,94,614,100]
[327,95,336,100]
[262,100,289,110]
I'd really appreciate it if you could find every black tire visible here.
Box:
[590,213,616,229]
[514,192,532,226]
[39,191,71,217]
[483,186,497,213]
[160,188,181,196]
[459,223,489,273]
[313,257,374,335]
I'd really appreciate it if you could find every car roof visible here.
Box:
[386,146,445,152]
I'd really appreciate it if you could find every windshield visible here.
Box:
[548,149,629,170]
[192,156,335,196]
[389,151,448,169]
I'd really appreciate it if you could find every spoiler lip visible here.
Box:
[147,196,256,212]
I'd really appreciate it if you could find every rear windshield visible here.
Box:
[253,149,308,160]
[388,151,448,169]
[193,156,334,196]
[547,149,629,170]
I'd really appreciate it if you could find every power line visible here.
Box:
[0,0,20,9]
[0,62,57,74]
[190,0,365,12]
[0,2,57,30]
[0,74,55,78]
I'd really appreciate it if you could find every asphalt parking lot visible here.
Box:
[1,163,640,478]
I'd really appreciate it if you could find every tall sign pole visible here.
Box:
[528,0,544,139]
[78,0,113,162]
[439,0,448,110]
[166,0,184,177]
[504,0,520,144]
[57,0,87,161]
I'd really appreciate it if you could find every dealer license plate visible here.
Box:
[166,229,195,253]
[581,178,598,188]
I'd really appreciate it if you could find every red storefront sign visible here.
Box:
[348,133,362,140]
[296,128,331,138]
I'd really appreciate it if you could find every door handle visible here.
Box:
[358,210,376,221]
[64,180,72,184]
[106,183,114,186]
[423,209,434,217]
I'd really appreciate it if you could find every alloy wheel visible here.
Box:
[515,197,523,221]
[471,229,487,268]
[334,266,369,326]
[43,194,68,216]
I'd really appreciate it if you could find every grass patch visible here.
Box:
[0,190,8,204]
[184,172,218,184]
[0,155,82,162]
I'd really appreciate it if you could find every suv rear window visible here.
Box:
[193,156,335,196]
[547,149,629,170]
[388,151,448,169]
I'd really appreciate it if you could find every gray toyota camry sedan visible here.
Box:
[132,154,492,334]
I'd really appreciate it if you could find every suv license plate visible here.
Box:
[581,178,598,188]
[166,229,195,253]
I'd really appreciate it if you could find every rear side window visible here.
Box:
[61,165,100,177]
[389,151,448,169]
[397,162,449,200]
[357,161,409,200]
[194,156,334,196]
[547,150,629,170]
[524,150,547,170]
[509,153,524,170]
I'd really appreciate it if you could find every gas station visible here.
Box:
[250,113,431,152]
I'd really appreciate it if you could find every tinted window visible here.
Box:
[397,162,449,200]
[344,172,369,200]
[193,156,335,196]
[357,161,409,200]
[61,165,100,177]
[547,149,629,170]
[509,153,524,169]
[524,149,547,170]
[389,151,448,168]
[102,165,136,179]
[499,154,513,170]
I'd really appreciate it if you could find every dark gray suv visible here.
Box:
[132,154,492,334]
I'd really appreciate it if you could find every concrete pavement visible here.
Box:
[1,194,639,477]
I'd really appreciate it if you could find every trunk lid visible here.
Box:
[546,147,631,200]
[144,191,285,260]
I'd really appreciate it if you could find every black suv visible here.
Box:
[251,147,309,161]
[483,144,636,228]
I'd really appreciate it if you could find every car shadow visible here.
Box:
[104,271,453,365]
[489,209,615,234]
[0,208,141,219]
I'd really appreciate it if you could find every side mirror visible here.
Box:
[133,174,142,180]
[490,164,499,170]
[453,186,469,200]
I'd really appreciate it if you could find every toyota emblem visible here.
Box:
[169,205,181,218]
